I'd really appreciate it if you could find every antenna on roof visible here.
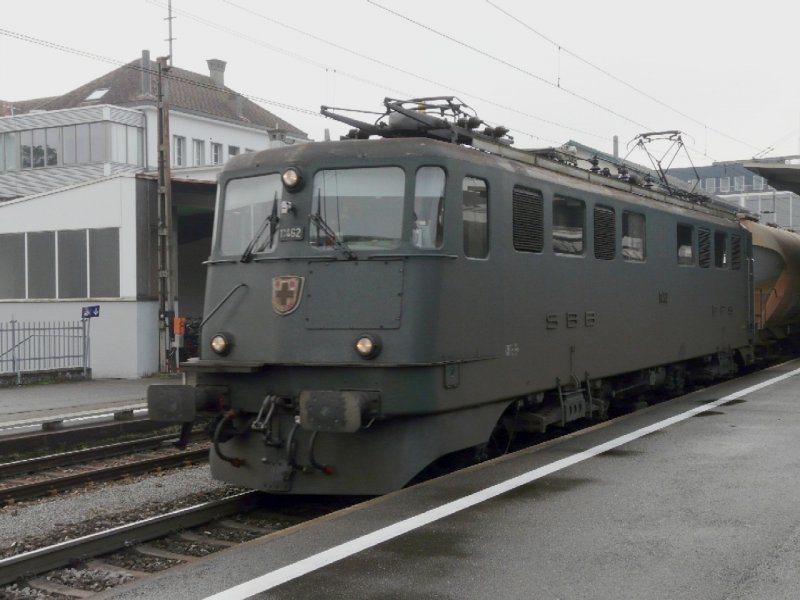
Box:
[164,0,176,65]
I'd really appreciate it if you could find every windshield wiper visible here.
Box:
[309,190,357,260]
[240,192,279,263]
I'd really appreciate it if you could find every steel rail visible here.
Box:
[0,431,205,478]
[0,491,261,587]
[0,447,209,504]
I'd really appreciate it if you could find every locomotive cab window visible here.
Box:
[714,231,728,268]
[462,177,488,258]
[553,196,585,255]
[677,224,694,265]
[414,167,445,249]
[622,211,646,262]
[310,167,405,251]
[219,174,281,256]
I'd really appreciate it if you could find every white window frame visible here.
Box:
[173,135,186,167]
[193,139,205,166]
[211,142,223,165]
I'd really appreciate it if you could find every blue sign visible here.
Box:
[82,305,100,319]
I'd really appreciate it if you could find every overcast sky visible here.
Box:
[2,0,799,168]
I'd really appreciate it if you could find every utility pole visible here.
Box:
[165,0,175,66]
[156,56,174,373]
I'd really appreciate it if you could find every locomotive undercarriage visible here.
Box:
[149,349,747,495]
[207,396,508,495]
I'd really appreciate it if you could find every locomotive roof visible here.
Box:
[225,136,740,222]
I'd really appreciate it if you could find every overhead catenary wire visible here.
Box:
[484,0,762,153]
[153,0,582,144]
[366,0,721,164]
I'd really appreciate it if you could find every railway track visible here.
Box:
[0,433,208,505]
[0,492,352,597]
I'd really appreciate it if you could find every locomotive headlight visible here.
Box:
[281,167,303,191]
[210,333,232,356]
[355,334,381,359]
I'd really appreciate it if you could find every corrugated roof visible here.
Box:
[7,58,307,137]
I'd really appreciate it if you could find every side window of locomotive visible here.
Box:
[553,196,585,256]
[512,186,543,253]
[714,231,728,268]
[593,205,615,260]
[622,211,646,262]
[698,227,711,268]
[462,177,489,258]
[677,224,694,265]
[414,167,445,249]
[310,167,405,250]
[731,234,742,270]
[219,174,281,256]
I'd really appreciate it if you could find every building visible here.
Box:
[668,161,800,231]
[0,52,307,378]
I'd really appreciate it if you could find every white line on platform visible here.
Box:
[204,366,800,600]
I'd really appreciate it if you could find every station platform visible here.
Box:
[0,376,180,431]
[97,359,800,600]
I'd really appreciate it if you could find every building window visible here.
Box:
[462,177,488,258]
[173,135,186,167]
[704,178,716,193]
[85,88,109,101]
[1,132,17,171]
[27,231,56,298]
[32,129,46,168]
[734,176,745,191]
[719,177,730,193]
[553,196,584,255]
[58,230,88,298]
[89,123,106,163]
[193,139,205,166]
[413,167,446,249]
[89,228,120,297]
[753,176,765,191]
[245,148,255,154]
[20,130,32,169]
[62,126,77,165]
[0,233,26,299]
[677,224,694,265]
[211,142,223,165]
[0,228,120,300]
[228,145,240,159]
[513,186,544,254]
[593,205,615,260]
[622,211,646,261]
[76,124,90,163]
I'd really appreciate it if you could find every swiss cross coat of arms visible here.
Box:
[272,276,305,316]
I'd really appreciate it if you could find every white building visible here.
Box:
[0,52,307,378]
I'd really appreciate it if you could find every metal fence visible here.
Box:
[0,320,89,384]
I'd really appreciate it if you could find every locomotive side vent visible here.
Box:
[698,227,712,268]
[731,235,742,270]
[593,205,616,261]
[512,186,544,253]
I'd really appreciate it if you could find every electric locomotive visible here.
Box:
[150,97,774,495]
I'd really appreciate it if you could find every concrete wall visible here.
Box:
[0,175,159,377]
[0,300,158,378]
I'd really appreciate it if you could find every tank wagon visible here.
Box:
[148,97,799,495]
